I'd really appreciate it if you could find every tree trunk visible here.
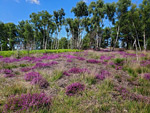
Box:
[143,30,146,51]
[1,44,2,51]
[133,22,141,51]
[112,26,120,51]
[132,36,139,61]
[96,32,99,49]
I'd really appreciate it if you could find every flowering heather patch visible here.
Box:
[144,73,150,80]
[140,60,150,67]
[67,59,73,62]
[68,67,82,74]
[4,74,15,78]
[115,66,123,70]
[118,51,136,58]
[20,67,31,72]
[76,57,85,61]
[0,57,20,63]
[24,72,41,81]
[63,71,71,76]
[100,55,112,61]
[21,56,35,62]
[31,77,49,89]
[24,72,49,88]
[86,59,100,64]
[114,86,150,103]
[68,67,90,74]
[0,56,3,58]
[95,70,110,80]
[3,69,13,74]
[66,82,85,96]
[140,53,146,57]
[31,58,43,63]
[3,92,51,112]
[95,74,105,80]
[33,61,58,69]
[45,54,61,60]
[109,58,124,70]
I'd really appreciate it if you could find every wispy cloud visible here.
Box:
[83,0,88,3]
[26,0,40,5]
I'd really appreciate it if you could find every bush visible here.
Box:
[66,82,85,96]
[3,93,51,112]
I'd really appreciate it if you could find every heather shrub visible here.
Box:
[63,71,71,76]
[31,77,49,89]
[86,59,100,64]
[68,67,90,74]
[24,72,41,81]
[95,70,110,80]
[66,82,85,96]
[24,72,49,88]
[3,69,12,74]
[20,67,31,72]
[144,73,150,80]
[3,93,51,112]
[4,74,15,78]
[95,74,105,80]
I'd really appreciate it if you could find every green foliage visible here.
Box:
[85,76,96,85]
[127,68,138,78]
[82,35,90,49]
[114,58,124,65]
[51,70,63,82]
[59,37,68,49]
[0,49,81,57]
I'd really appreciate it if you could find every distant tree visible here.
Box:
[88,0,105,49]
[82,34,90,49]
[5,23,17,50]
[53,8,65,49]
[0,22,6,51]
[139,0,150,51]
[71,1,88,49]
[59,37,68,49]
[23,20,34,50]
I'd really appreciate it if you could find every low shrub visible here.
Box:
[3,93,51,112]
[66,82,85,96]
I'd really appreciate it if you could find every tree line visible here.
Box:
[0,0,150,51]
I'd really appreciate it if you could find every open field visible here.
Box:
[0,49,150,113]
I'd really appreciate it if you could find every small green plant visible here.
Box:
[51,70,63,82]
[20,64,27,67]
[114,58,125,66]
[115,75,120,79]
[127,68,138,78]
[3,65,18,69]
[85,76,96,85]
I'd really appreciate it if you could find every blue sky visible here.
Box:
[0,0,142,24]
[0,0,142,38]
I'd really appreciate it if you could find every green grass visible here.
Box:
[51,70,63,82]
[0,49,81,57]
[114,58,125,65]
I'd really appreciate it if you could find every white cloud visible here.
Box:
[26,0,40,5]
[83,0,88,3]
